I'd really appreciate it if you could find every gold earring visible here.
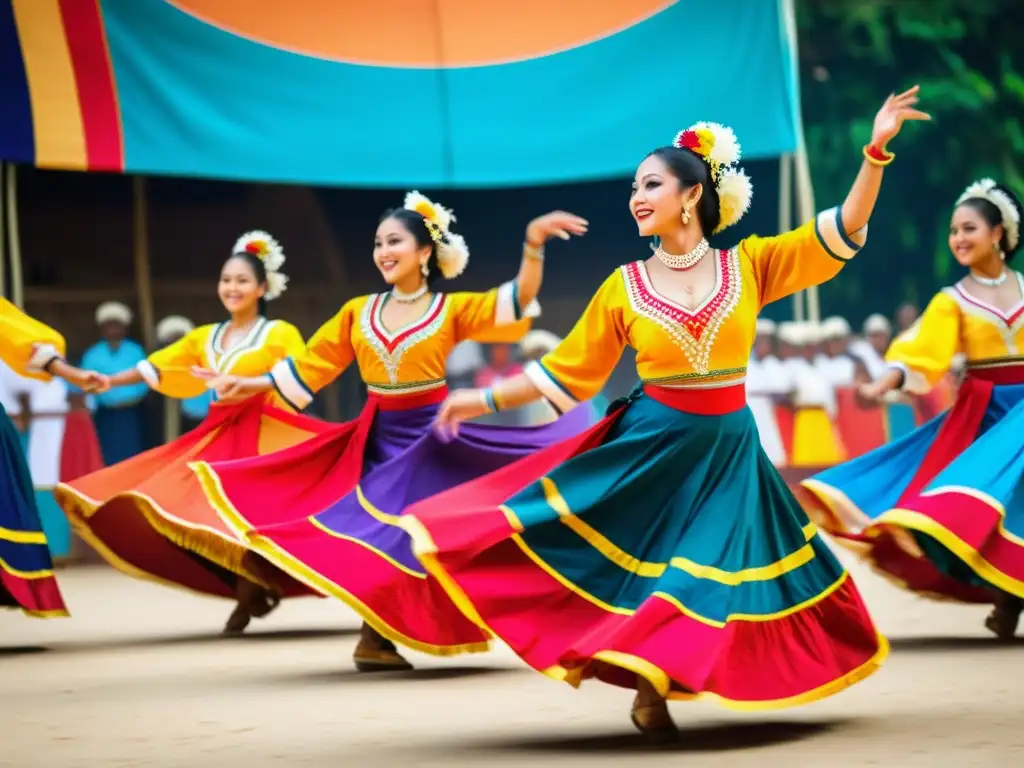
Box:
[681,207,691,225]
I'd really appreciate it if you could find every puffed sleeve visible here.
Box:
[137,327,208,399]
[523,271,626,413]
[0,298,67,381]
[450,280,542,344]
[265,321,306,361]
[270,300,356,410]
[742,206,868,308]
[885,292,961,394]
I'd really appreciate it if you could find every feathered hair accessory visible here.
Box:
[673,122,752,234]
[233,230,289,300]
[956,178,1020,252]
[404,191,470,279]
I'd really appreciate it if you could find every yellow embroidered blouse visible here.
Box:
[886,273,1024,393]
[0,298,66,381]
[271,281,537,409]
[525,207,867,412]
[137,317,305,407]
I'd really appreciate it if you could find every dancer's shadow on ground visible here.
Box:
[0,645,49,657]
[263,665,519,686]
[888,635,1024,652]
[464,719,847,754]
[0,627,357,657]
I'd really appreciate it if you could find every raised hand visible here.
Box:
[525,211,589,247]
[871,85,930,149]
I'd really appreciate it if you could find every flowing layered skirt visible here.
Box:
[398,385,886,709]
[55,397,332,598]
[800,366,1024,603]
[193,389,595,656]
[0,405,67,617]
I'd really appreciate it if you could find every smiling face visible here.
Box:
[629,153,697,238]
[218,256,266,315]
[374,216,432,286]
[949,203,1003,268]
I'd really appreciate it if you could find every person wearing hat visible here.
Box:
[815,316,859,387]
[849,313,892,380]
[782,322,845,467]
[746,318,786,465]
[80,301,149,464]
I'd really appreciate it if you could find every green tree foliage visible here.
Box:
[797,0,1023,321]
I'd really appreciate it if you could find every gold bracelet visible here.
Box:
[523,241,545,262]
[863,143,895,167]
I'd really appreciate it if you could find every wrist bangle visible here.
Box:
[42,356,63,374]
[863,143,894,167]
[523,241,545,262]
[481,388,500,413]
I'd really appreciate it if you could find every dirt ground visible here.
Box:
[2,550,1022,768]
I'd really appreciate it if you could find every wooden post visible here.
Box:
[778,153,803,321]
[6,164,25,308]
[780,0,821,324]
[132,176,155,348]
[0,162,6,299]
[795,143,820,323]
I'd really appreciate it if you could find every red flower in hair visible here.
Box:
[676,130,700,151]
[673,128,715,159]
[245,242,263,254]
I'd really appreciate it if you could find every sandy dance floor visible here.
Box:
[2,548,1023,767]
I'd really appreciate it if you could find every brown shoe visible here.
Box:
[236,578,281,619]
[352,624,413,672]
[630,695,680,744]
[985,592,1023,640]
[223,602,251,635]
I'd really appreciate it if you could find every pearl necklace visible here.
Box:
[391,284,428,303]
[970,269,1009,287]
[654,238,710,271]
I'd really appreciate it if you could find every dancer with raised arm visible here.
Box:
[398,88,928,740]
[194,194,591,670]
[800,178,1024,639]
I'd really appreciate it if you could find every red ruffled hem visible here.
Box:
[869,488,1024,599]
[403,522,886,708]
[58,398,329,599]
[0,567,67,618]
[245,517,490,656]
[800,480,997,604]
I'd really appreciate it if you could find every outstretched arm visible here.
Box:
[841,85,929,233]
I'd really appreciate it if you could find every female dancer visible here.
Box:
[800,178,1024,638]
[55,232,333,633]
[193,193,591,670]
[397,87,928,739]
[2,298,104,617]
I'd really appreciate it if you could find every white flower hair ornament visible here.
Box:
[957,178,1020,252]
[233,230,290,300]
[673,122,753,234]
[404,191,470,279]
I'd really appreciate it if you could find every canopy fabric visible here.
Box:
[1,0,798,187]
